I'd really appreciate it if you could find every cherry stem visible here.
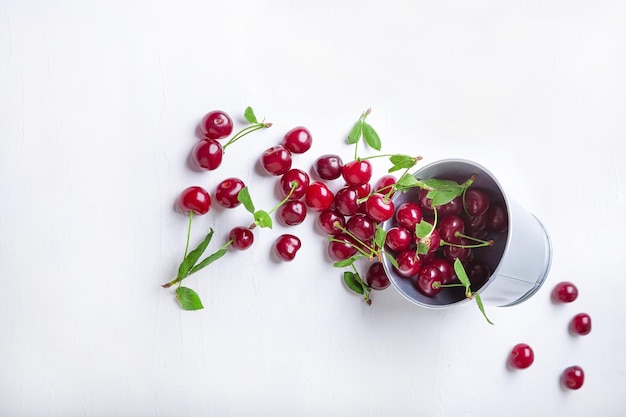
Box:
[223,122,272,150]
[331,223,377,259]
[183,211,193,259]
[267,183,297,216]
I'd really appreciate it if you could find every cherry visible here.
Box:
[317,209,345,235]
[282,126,312,154]
[279,168,310,200]
[334,186,360,216]
[178,186,211,215]
[464,259,491,288]
[260,145,292,176]
[561,366,584,390]
[191,139,223,171]
[437,215,465,244]
[200,110,233,140]
[346,213,375,242]
[394,250,423,277]
[328,234,358,261]
[214,177,245,208]
[385,226,412,252]
[313,154,343,180]
[464,188,490,217]
[486,202,508,233]
[229,226,254,250]
[274,234,301,261]
[353,182,371,199]
[551,281,578,303]
[365,193,395,223]
[424,258,455,284]
[417,227,441,253]
[342,159,372,186]
[508,343,534,369]
[366,262,391,290]
[413,264,443,297]
[305,182,334,212]
[418,188,435,213]
[570,313,592,335]
[373,174,396,197]
[443,239,473,262]
[395,201,423,230]
[465,213,487,234]
[277,200,307,226]
[437,196,463,217]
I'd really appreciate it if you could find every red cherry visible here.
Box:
[200,110,233,139]
[365,193,395,223]
[214,177,245,208]
[317,209,345,235]
[551,281,578,303]
[260,145,292,176]
[437,215,465,244]
[282,126,312,154]
[277,200,307,226]
[313,154,343,180]
[191,139,223,171]
[394,250,423,277]
[561,366,584,390]
[229,226,254,250]
[346,213,376,242]
[395,201,423,230]
[486,202,508,233]
[373,174,396,197]
[274,234,301,261]
[305,182,334,212]
[328,234,358,261]
[424,258,455,284]
[437,196,463,217]
[177,186,211,215]
[334,186,360,216]
[385,226,412,252]
[464,188,490,217]
[570,313,592,335]
[508,343,534,369]
[279,168,310,200]
[342,160,372,186]
[413,264,444,297]
[366,262,391,290]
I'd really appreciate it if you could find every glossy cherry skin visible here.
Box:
[464,259,491,288]
[418,188,435,213]
[486,202,508,233]
[317,209,345,235]
[508,343,534,369]
[200,110,233,139]
[328,234,358,261]
[214,177,245,208]
[394,250,423,277]
[437,196,463,217]
[313,154,343,180]
[354,182,371,199]
[277,200,307,226]
[385,226,412,252]
[346,213,375,242]
[465,213,487,234]
[464,188,490,217]
[178,186,211,215]
[305,182,334,212]
[280,168,310,200]
[561,366,584,390]
[365,193,395,223]
[191,139,223,171]
[551,281,579,303]
[413,264,444,297]
[366,262,391,290]
[437,215,465,244]
[424,258,455,284]
[342,159,372,186]
[373,174,397,197]
[443,239,473,262]
[229,226,254,250]
[274,234,301,261]
[570,313,592,335]
[282,126,312,154]
[334,186,360,216]
[260,145,292,176]
[395,201,423,230]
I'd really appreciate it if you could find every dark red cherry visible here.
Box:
[282,126,312,154]
[464,188,490,217]
[334,186,360,216]
[280,168,310,200]
[191,139,223,171]
[200,110,233,140]
[424,258,455,284]
[305,182,334,212]
[277,201,307,226]
[394,250,423,277]
[328,234,358,261]
[260,145,292,176]
[274,234,301,261]
[214,177,245,208]
[346,213,375,242]
[395,201,423,230]
[464,259,491,288]
[551,281,578,303]
[366,262,391,290]
[437,196,463,217]
[561,366,584,390]
[373,174,396,197]
[313,154,343,180]
[443,239,472,262]
[229,226,254,250]
[413,264,444,297]
[317,209,345,235]
[437,215,465,244]
[385,226,412,252]
[570,313,592,335]
[486,202,508,233]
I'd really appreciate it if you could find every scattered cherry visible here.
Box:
[366,262,391,290]
[200,110,233,140]
[279,168,310,200]
[570,313,592,335]
[277,200,307,226]
[508,343,534,369]
[305,182,334,212]
[282,126,312,154]
[260,145,292,176]
[274,234,301,261]
[551,281,578,303]
[214,177,245,208]
[317,208,345,235]
[561,366,584,390]
[328,234,358,261]
[229,226,254,250]
[342,159,372,186]
[191,139,223,171]
[178,186,211,215]
[313,154,343,180]
[373,174,396,197]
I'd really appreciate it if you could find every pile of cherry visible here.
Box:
[168,107,591,391]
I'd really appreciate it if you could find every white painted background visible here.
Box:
[1,0,625,415]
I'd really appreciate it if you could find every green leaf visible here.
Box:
[383,251,399,269]
[177,228,214,279]
[243,106,258,124]
[334,255,362,268]
[474,293,494,325]
[417,242,430,255]
[188,247,229,275]
[395,173,420,192]
[237,187,255,214]
[373,225,387,249]
[343,271,365,295]
[176,286,204,310]
[454,258,471,292]
[429,189,460,207]
[362,122,382,151]
[415,220,434,239]
[254,210,273,229]
[421,178,462,191]
[347,120,363,144]
[388,154,416,173]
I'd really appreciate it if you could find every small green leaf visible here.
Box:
[176,286,204,310]
[243,106,258,124]
[347,120,363,144]
[417,242,430,255]
[388,154,416,172]
[188,248,229,275]
[415,220,434,239]
[362,122,382,151]
[421,178,462,191]
[343,271,365,295]
[383,251,399,268]
[177,228,214,279]
[474,293,494,325]
[237,187,255,214]
[374,225,387,249]
[333,255,362,268]
[395,173,420,191]
[454,258,471,292]
[254,210,273,228]
[428,189,460,207]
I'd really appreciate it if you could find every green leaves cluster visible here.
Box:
[348,108,382,152]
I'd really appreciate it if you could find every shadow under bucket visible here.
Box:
[382,159,552,308]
